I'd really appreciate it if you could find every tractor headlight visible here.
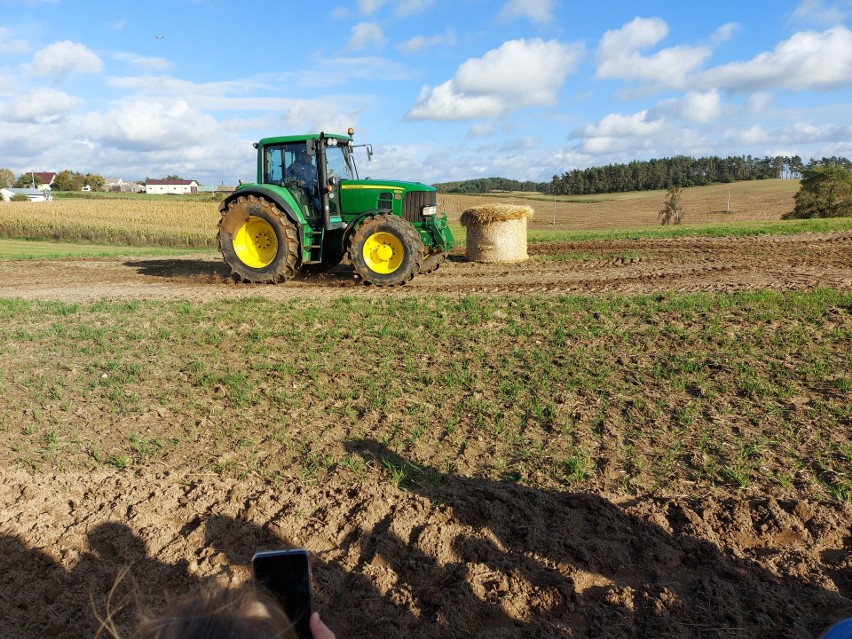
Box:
[422,205,437,216]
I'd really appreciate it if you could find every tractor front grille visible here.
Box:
[402,190,436,224]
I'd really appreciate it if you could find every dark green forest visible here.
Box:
[434,155,852,195]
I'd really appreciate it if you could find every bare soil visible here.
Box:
[0,231,850,302]
[0,231,850,638]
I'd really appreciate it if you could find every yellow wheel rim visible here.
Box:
[233,216,278,268]
[363,231,403,274]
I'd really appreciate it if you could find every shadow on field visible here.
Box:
[0,444,848,639]
[125,258,232,280]
[0,522,197,639]
[125,258,360,286]
[339,439,849,639]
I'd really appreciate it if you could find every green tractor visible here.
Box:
[217,130,454,286]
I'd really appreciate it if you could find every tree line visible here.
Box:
[433,176,548,194]
[434,155,852,196]
[0,169,106,192]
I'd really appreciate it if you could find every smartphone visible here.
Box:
[252,549,313,639]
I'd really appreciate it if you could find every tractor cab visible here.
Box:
[260,138,354,220]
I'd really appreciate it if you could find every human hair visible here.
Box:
[130,583,296,639]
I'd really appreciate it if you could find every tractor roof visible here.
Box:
[258,133,352,146]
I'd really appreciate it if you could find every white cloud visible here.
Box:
[571,110,665,153]
[698,26,852,92]
[398,29,456,54]
[790,0,852,25]
[649,90,722,124]
[107,18,128,31]
[407,81,508,120]
[278,101,362,135]
[80,100,219,152]
[455,39,581,96]
[345,22,386,53]
[2,87,81,123]
[106,75,260,97]
[396,0,435,16]
[727,122,850,146]
[0,75,14,96]
[467,122,496,138]
[353,0,432,16]
[114,52,172,72]
[596,17,711,87]
[407,38,584,120]
[710,22,739,44]
[356,0,387,14]
[746,92,773,114]
[25,41,103,77]
[0,27,30,56]
[498,0,557,23]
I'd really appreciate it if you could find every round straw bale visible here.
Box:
[461,204,533,263]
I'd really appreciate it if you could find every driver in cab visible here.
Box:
[288,148,317,189]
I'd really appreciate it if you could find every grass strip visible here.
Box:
[0,290,848,501]
[0,238,216,260]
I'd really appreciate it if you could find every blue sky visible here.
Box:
[1,0,851,186]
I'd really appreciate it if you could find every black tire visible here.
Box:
[217,195,299,283]
[347,214,424,286]
[420,251,447,274]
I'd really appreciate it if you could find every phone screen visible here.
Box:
[252,550,313,639]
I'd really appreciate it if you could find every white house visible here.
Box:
[145,179,199,195]
[1,188,49,202]
[34,172,56,191]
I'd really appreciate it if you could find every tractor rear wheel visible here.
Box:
[218,195,299,283]
[420,251,447,274]
[347,214,424,286]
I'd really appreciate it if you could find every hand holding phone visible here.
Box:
[252,549,313,639]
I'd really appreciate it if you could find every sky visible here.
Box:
[1,0,851,187]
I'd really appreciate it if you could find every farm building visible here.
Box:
[1,188,49,202]
[145,179,199,195]
[105,177,144,193]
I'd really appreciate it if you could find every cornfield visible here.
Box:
[0,199,221,248]
[0,180,800,249]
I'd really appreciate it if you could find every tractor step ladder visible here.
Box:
[303,227,324,264]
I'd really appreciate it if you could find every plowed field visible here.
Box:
[1,231,850,302]
[0,229,850,639]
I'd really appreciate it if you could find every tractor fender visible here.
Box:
[341,210,383,248]
[219,186,306,232]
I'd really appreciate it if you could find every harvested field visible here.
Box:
[0,186,850,638]
[439,179,799,230]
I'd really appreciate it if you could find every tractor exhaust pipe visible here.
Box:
[317,132,333,231]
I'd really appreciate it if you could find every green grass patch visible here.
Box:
[0,238,216,260]
[0,290,848,502]
[527,216,852,244]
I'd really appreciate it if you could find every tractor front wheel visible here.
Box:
[218,195,299,283]
[348,214,423,286]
